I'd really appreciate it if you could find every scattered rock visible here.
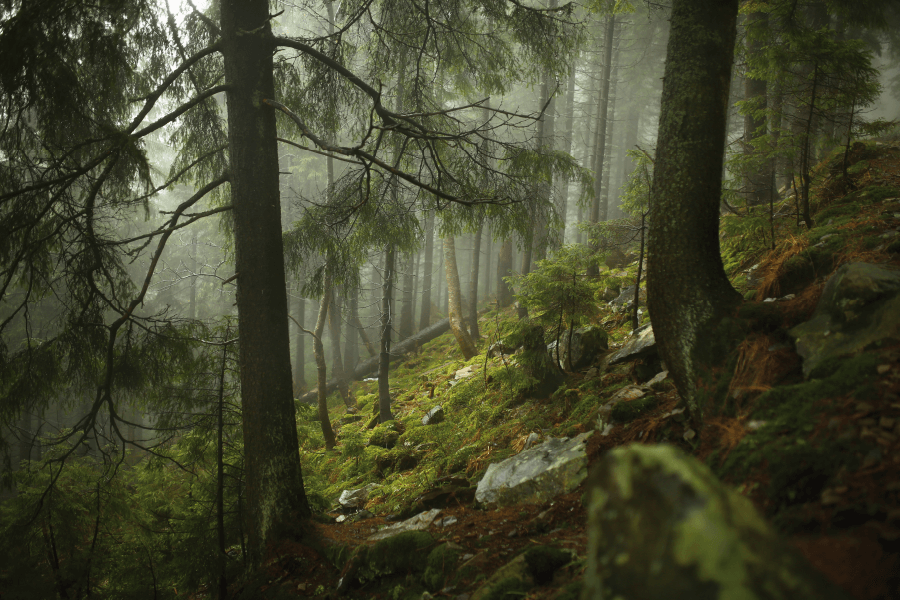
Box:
[422,405,445,425]
[583,444,853,600]
[488,340,515,358]
[368,508,443,541]
[338,483,381,510]
[521,432,541,452]
[608,324,657,367]
[790,263,900,378]
[339,415,363,426]
[600,286,620,301]
[547,326,609,371]
[475,431,593,508]
[455,365,478,380]
[644,370,671,391]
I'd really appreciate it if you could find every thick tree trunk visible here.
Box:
[496,238,514,308]
[313,274,337,450]
[444,237,478,359]
[418,212,435,329]
[378,244,396,423]
[220,0,310,563]
[468,220,483,340]
[647,0,743,430]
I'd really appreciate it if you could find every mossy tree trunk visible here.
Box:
[646,0,743,430]
[418,212,435,329]
[313,272,337,450]
[328,288,355,409]
[220,0,310,564]
[468,220,483,340]
[496,238,514,308]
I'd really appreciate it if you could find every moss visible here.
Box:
[357,531,436,582]
[610,395,658,422]
[522,546,571,585]
[737,301,782,332]
[422,543,462,591]
[482,576,531,600]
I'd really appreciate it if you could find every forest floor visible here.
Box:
[232,140,900,600]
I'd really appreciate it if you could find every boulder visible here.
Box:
[475,431,593,508]
[338,483,381,510]
[607,324,661,381]
[368,508,443,541]
[517,322,565,396]
[790,262,900,378]
[421,405,445,425]
[547,326,609,371]
[581,444,852,600]
[488,340,515,357]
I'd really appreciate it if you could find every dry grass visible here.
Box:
[754,234,809,301]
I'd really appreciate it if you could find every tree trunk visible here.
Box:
[600,46,619,222]
[468,220,483,340]
[343,287,360,372]
[436,238,445,315]
[743,11,769,207]
[293,293,307,394]
[482,224,493,300]
[444,237,478,359]
[647,0,743,430]
[328,288,355,409]
[496,238,514,308]
[220,0,310,563]
[559,59,577,242]
[399,253,415,340]
[418,212,435,329]
[378,244,396,423]
[798,63,819,230]
[313,273,337,450]
[586,15,617,278]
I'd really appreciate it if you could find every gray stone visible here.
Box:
[488,340,514,357]
[368,508,442,541]
[475,431,593,508]
[455,365,478,380]
[338,483,381,509]
[581,444,852,600]
[422,405,445,426]
[789,263,900,378]
[608,324,657,366]
[644,370,671,391]
[547,326,609,371]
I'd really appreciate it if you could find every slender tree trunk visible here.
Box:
[220,0,309,562]
[343,287,360,372]
[418,212,435,329]
[399,254,415,340]
[189,228,198,319]
[482,224,493,299]
[444,237,478,359]
[436,238,445,314]
[293,294,306,394]
[647,0,743,431]
[600,46,619,221]
[743,11,769,207]
[328,288,355,409]
[559,59,577,242]
[533,27,557,263]
[587,14,617,271]
[619,103,640,215]
[799,63,819,230]
[496,239,514,308]
[313,273,337,449]
[216,339,229,600]
[378,244,396,422]
[468,220,483,340]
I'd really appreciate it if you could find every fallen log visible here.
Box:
[296,316,452,405]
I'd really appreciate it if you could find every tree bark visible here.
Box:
[220,0,310,563]
[443,236,478,359]
[496,238,514,308]
[743,10,769,207]
[313,272,337,450]
[293,293,307,394]
[378,244,396,423]
[468,220,483,340]
[328,288,354,409]
[559,59,577,242]
[343,286,360,372]
[399,253,415,340]
[647,0,743,430]
[418,212,435,329]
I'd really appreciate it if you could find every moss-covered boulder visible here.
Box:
[582,444,852,600]
[790,262,900,378]
[422,542,463,591]
[369,422,402,449]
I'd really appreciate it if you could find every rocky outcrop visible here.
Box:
[581,444,852,600]
[790,262,900,378]
[475,431,593,508]
[547,326,609,371]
